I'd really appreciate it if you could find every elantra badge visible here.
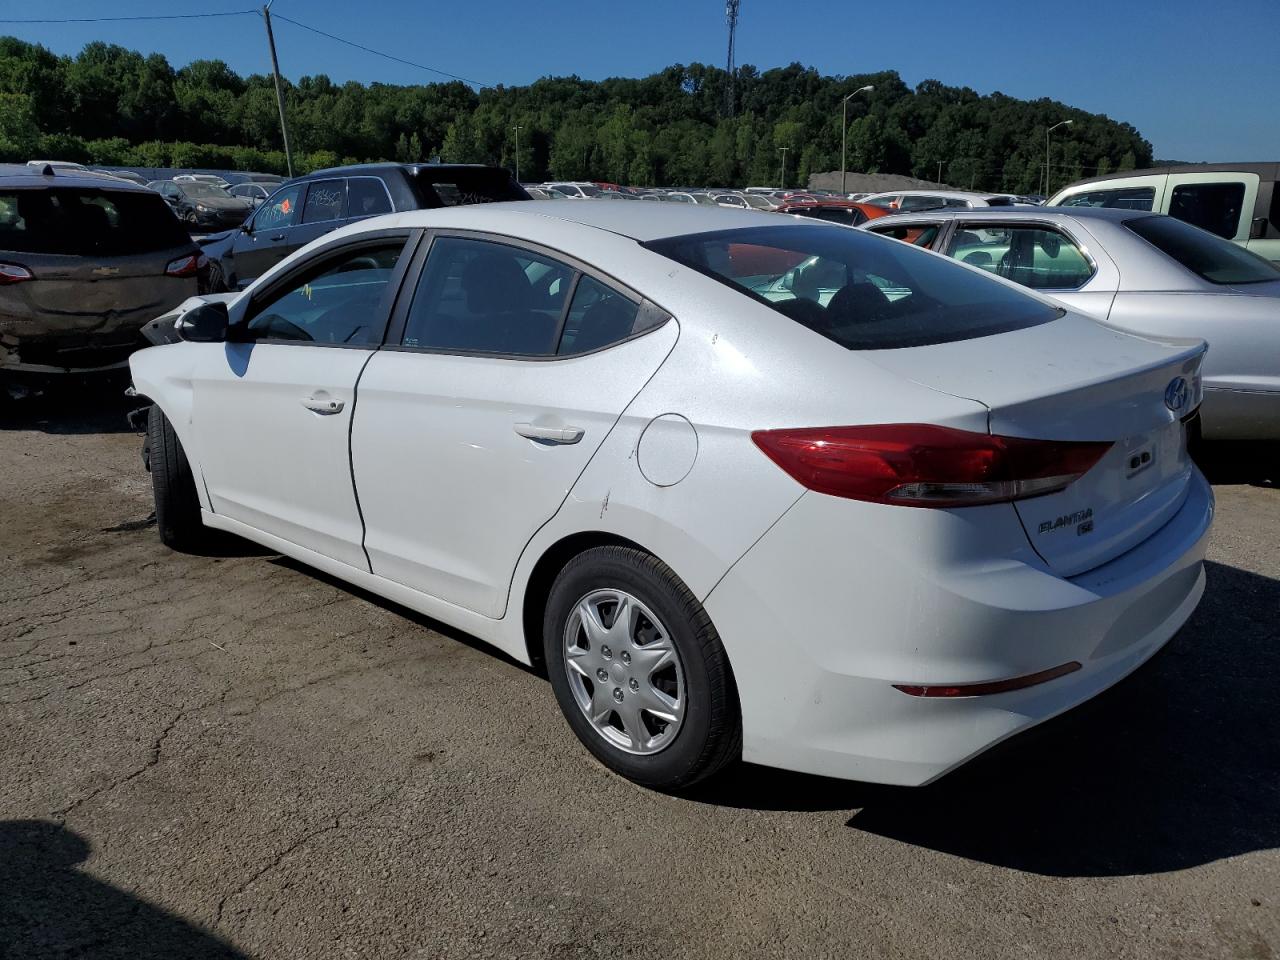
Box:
[1164,377,1190,413]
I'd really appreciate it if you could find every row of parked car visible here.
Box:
[2,155,1277,444]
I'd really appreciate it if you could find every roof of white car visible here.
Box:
[386,198,782,242]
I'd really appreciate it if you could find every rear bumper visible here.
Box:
[1201,385,1280,441]
[703,470,1214,786]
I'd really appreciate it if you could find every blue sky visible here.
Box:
[8,0,1278,160]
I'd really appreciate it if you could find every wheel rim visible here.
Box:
[562,588,685,756]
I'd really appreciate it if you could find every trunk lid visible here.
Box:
[866,313,1206,576]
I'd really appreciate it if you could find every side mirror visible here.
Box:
[240,219,254,235]
[1250,217,1268,241]
[175,301,228,343]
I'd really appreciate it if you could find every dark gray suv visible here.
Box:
[201,163,530,291]
[0,165,204,377]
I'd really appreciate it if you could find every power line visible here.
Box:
[271,14,489,88]
[5,11,257,23]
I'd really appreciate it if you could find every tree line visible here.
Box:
[0,37,1153,192]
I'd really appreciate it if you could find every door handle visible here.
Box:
[301,395,344,415]
[269,233,286,242]
[514,422,584,444]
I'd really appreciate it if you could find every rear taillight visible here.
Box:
[0,262,33,285]
[751,424,1112,508]
[166,253,207,278]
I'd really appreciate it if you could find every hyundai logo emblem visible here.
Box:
[1164,376,1190,413]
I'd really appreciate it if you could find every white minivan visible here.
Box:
[1048,163,1280,263]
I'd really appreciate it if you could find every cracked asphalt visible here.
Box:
[1,387,1277,960]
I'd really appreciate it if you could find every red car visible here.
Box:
[775,199,893,227]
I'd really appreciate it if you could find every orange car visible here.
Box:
[775,199,892,227]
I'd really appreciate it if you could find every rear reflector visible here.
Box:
[0,262,33,285]
[893,661,1082,698]
[166,253,207,278]
[752,424,1111,507]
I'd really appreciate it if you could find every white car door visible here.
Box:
[192,234,416,568]
[353,233,677,619]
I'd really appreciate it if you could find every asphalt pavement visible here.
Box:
[1,388,1276,959]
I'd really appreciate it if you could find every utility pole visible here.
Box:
[511,124,522,182]
[261,2,294,178]
[778,147,790,189]
[937,160,943,183]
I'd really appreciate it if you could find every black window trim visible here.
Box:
[381,228,674,362]
[230,227,424,348]
[945,219,1098,290]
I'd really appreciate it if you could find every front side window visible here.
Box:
[246,242,405,345]
[302,179,347,224]
[254,184,303,231]
[869,222,941,248]
[402,237,573,355]
[347,178,393,218]
[947,225,1094,289]
[1126,215,1280,285]
[644,224,1060,350]
[1168,182,1245,239]
[1058,187,1155,211]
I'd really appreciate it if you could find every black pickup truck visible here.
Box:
[200,163,529,291]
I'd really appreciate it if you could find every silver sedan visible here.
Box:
[862,207,1280,440]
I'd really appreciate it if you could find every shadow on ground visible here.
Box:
[0,820,246,959]
[0,375,140,435]
[688,561,1280,878]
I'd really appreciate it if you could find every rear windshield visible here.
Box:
[1125,215,1280,285]
[0,187,190,256]
[644,224,1061,350]
[415,168,529,207]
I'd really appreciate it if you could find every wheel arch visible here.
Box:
[519,530,652,674]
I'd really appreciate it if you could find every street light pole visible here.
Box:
[778,147,790,190]
[1044,119,1073,197]
[839,85,874,195]
[511,124,522,182]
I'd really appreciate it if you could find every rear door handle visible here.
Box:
[302,395,344,415]
[269,233,286,242]
[514,422,584,444]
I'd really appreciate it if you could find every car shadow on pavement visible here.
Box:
[0,377,140,435]
[692,560,1280,878]
[0,819,246,959]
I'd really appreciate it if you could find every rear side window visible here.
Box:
[1126,215,1280,285]
[947,225,1094,289]
[246,242,405,345]
[0,188,189,256]
[645,224,1060,350]
[302,179,347,224]
[403,237,573,354]
[1168,182,1245,239]
[415,168,528,207]
[1059,187,1155,211]
[558,276,641,356]
[348,177,392,218]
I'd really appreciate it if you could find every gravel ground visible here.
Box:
[1,388,1277,960]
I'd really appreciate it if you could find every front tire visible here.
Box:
[147,405,209,551]
[543,546,741,790]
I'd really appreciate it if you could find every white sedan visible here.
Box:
[131,201,1213,790]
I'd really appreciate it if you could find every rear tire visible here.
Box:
[147,405,209,551]
[543,546,741,790]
